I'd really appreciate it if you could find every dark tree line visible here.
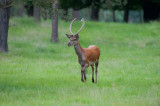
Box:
[0,0,160,52]
[143,0,160,22]
[59,0,160,22]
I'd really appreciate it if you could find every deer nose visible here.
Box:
[68,43,71,46]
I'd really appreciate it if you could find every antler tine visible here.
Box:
[69,18,76,35]
[75,18,85,35]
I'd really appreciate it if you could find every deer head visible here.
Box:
[66,18,85,46]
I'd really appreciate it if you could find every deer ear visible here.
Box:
[74,34,79,39]
[66,34,73,38]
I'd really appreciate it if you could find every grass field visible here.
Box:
[0,17,160,105]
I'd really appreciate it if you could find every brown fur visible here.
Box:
[66,18,100,83]
[77,42,100,66]
[67,36,101,83]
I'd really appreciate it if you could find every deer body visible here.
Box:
[74,42,100,66]
[66,18,100,83]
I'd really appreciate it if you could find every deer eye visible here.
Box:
[73,38,77,41]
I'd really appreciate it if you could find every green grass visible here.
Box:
[0,17,160,105]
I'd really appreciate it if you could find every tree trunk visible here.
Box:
[91,8,99,21]
[72,9,80,19]
[123,5,129,22]
[51,0,59,42]
[90,0,100,21]
[139,10,143,23]
[85,8,91,20]
[17,4,24,17]
[0,0,11,52]
[34,5,41,22]
[103,10,107,22]
[112,10,116,22]
[25,4,33,17]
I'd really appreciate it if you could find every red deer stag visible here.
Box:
[66,18,100,83]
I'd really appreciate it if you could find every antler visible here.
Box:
[75,18,85,35]
[69,18,76,35]
[69,18,85,35]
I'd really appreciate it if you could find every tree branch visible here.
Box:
[0,3,14,9]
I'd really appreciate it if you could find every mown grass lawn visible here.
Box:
[0,17,160,105]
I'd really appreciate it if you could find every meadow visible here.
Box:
[0,17,160,105]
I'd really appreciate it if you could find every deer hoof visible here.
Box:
[81,79,84,82]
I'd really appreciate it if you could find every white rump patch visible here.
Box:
[88,45,95,48]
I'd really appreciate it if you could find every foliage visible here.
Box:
[10,0,56,6]
[102,0,127,9]
[149,0,160,3]
[0,0,56,9]
[59,0,92,10]
[126,0,143,10]
[0,17,160,105]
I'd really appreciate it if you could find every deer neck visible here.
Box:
[74,41,83,59]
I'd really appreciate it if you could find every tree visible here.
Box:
[122,0,142,22]
[123,4,129,22]
[103,10,107,21]
[51,0,59,42]
[0,0,56,52]
[59,0,92,20]
[139,10,143,23]
[25,1,33,17]
[0,0,12,52]
[112,10,116,22]
[102,0,127,22]
[143,0,160,22]
[72,9,80,19]
[121,0,160,22]
[31,0,58,42]
[91,0,100,21]
[17,4,24,17]
[33,5,41,22]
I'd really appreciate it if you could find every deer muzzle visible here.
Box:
[68,43,72,46]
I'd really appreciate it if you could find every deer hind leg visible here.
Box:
[91,65,94,83]
[84,70,87,81]
[95,61,99,83]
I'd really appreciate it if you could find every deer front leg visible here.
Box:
[81,63,88,82]
[81,69,84,82]
[81,66,86,82]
